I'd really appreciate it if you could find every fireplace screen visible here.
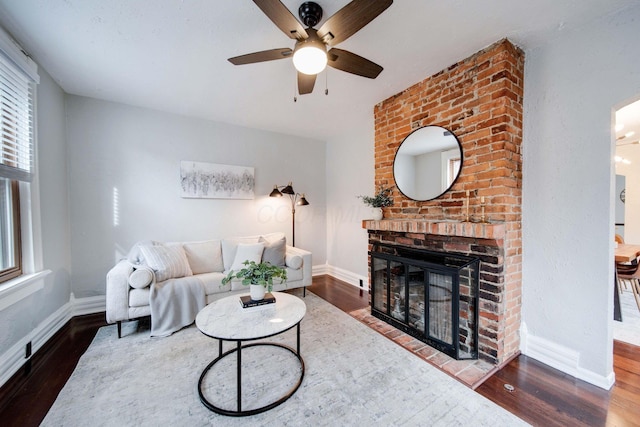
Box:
[371,243,479,359]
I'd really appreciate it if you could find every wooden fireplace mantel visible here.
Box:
[361,219,506,240]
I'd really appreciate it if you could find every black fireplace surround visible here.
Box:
[370,243,480,359]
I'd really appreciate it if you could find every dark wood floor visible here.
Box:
[1,275,639,426]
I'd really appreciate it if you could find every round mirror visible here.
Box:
[393,126,463,201]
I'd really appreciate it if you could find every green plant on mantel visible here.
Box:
[221,260,287,292]
[358,186,394,208]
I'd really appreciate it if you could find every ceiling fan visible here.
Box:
[228,0,393,96]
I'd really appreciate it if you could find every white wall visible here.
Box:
[325,111,375,284]
[0,67,71,354]
[521,4,640,388]
[65,96,326,298]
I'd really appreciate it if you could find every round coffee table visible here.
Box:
[195,291,306,417]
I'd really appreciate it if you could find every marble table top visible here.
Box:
[195,292,306,341]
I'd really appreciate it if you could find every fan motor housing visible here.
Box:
[299,2,323,28]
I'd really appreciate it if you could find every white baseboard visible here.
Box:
[312,264,330,276]
[71,292,106,316]
[313,264,367,290]
[0,299,72,387]
[0,293,106,388]
[520,322,615,390]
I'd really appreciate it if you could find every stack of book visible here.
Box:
[239,293,276,308]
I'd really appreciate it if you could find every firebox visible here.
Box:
[370,243,480,360]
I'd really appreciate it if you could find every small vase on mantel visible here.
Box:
[372,207,383,221]
[250,284,266,301]
[358,186,393,221]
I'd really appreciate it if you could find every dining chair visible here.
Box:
[616,267,640,313]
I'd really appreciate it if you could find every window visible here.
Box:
[0,178,20,282]
[0,27,38,287]
[448,157,461,186]
[441,148,461,191]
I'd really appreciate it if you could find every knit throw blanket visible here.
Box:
[149,276,206,337]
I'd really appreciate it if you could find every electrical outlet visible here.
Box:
[25,341,31,358]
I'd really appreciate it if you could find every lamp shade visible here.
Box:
[297,193,310,206]
[281,182,294,195]
[269,185,282,197]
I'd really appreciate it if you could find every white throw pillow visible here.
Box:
[126,240,161,265]
[128,267,154,289]
[221,236,261,271]
[260,235,286,266]
[229,243,265,272]
[139,244,193,282]
[183,240,223,274]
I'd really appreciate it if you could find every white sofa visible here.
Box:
[106,232,311,337]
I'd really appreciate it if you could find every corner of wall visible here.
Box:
[520,321,615,390]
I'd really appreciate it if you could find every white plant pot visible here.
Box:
[250,284,266,301]
[372,207,383,221]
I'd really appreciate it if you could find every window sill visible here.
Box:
[0,270,51,311]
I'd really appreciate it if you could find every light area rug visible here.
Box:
[42,290,528,426]
[613,287,640,346]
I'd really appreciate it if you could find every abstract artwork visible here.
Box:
[180,161,255,199]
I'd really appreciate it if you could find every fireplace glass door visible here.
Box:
[428,271,453,345]
[370,243,479,360]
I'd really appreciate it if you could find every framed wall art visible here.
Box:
[180,161,255,199]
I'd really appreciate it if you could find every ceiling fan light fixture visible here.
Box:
[293,40,327,75]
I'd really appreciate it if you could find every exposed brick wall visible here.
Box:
[366,39,524,366]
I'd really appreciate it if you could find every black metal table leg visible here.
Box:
[198,324,305,417]
[237,341,242,412]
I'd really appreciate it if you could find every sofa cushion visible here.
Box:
[129,288,150,307]
[183,240,223,274]
[128,267,154,289]
[229,242,265,272]
[193,272,229,295]
[260,235,286,266]
[139,244,193,282]
[221,236,261,271]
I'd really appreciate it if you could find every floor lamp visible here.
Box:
[269,182,309,247]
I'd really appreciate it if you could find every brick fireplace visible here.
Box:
[363,39,524,366]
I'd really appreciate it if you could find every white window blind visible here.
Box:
[0,54,34,182]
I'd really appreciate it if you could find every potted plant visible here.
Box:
[358,186,394,220]
[221,260,287,300]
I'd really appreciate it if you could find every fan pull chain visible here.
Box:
[293,73,297,102]
[325,70,328,95]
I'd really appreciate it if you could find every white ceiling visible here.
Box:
[616,99,640,146]
[0,0,637,141]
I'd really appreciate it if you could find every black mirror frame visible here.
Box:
[392,125,464,202]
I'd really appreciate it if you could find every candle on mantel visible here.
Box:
[465,190,470,221]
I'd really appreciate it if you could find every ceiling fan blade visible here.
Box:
[317,0,393,46]
[297,72,316,95]
[327,48,383,79]
[228,48,292,65]
[253,0,308,40]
